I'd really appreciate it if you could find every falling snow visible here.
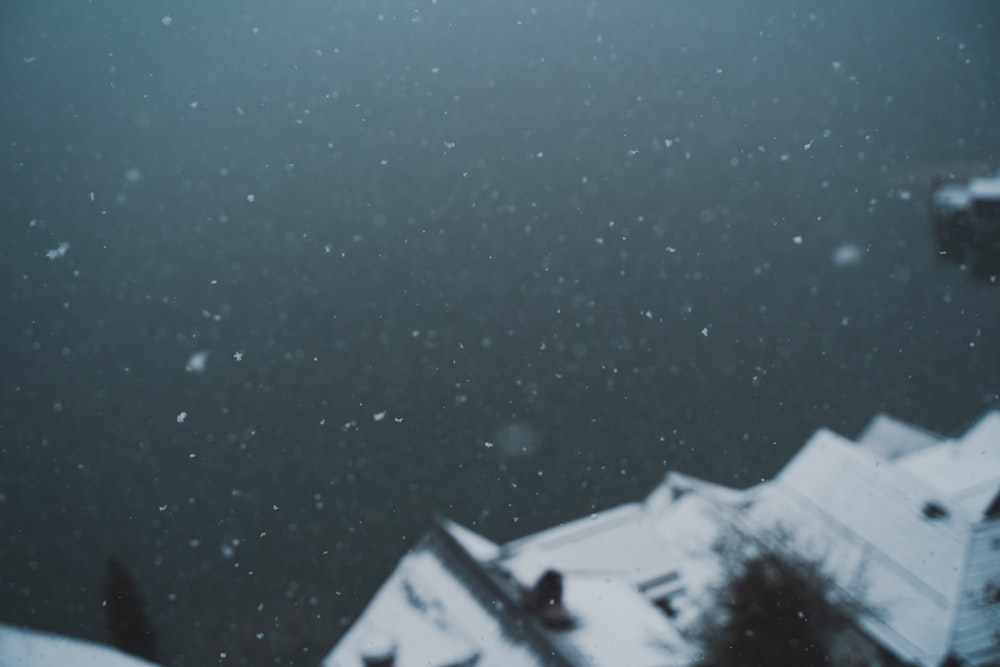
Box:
[45,242,69,260]
[185,351,209,373]
[832,243,864,267]
[3,4,999,667]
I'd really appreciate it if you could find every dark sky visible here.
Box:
[2,1,999,665]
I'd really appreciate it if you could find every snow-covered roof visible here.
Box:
[969,175,1000,201]
[778,428,969,599]
[934,174,1000,211]
[499,471,738,631]
[740,411,1000,666]
[322,526,546,667]
[896,411,1000,518]
[0,623,160,667]
[934,182,974,210]
[324,507,703,667]
[743,430,964,664]
[554,577,692,667]
[323,410,1000,667]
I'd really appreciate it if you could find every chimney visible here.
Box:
[525,570,573,630]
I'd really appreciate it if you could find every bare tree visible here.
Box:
[692,530,895,667]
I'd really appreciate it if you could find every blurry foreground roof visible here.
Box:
[0,623,161,667]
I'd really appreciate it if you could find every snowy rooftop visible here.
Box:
[934,173,1000,212]
[0,623,161,667]
[969,174,1000,200]
[897,412,1000,518]
[323,411,1000,667]
[736,411,1000,666]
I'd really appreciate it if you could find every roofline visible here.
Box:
[713,499,937,666]
[426,514,584,667]
[942,406,1000,439]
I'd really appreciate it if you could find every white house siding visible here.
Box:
[950,518,1000,665]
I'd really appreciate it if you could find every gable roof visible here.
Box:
[324,411,1000,667]
[324,518,555,667]
[744,430,965,665]
[856,412,943,460]
[741,411,1000,666]
[896,411,1000,519]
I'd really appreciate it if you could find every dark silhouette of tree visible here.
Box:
[104,557,159,663]
[693,533,890,667]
